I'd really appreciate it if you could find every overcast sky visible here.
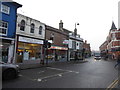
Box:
[14,0,119,51]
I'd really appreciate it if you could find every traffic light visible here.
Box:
[43,40,51,48]
[48,42,51,48]
[43,40,48,48]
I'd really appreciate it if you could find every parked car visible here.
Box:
[0,61,20,80]
[94,55,101,60]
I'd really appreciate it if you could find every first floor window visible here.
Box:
[39,26,42,35]
[30,23,35,33]
[0,20,8,35]
[20,20,25,31]
[1,4,10,14]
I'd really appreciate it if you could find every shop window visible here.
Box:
[0,20,8,35]
[20,20,25,31]
[30,23,35,33]
[72,41,76,49]
[17,42,42,62]
[39,26,42,35]
[1,4,10,14]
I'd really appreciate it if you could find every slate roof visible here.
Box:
[110,21,117,30]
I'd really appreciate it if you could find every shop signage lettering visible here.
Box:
[50,46,68,50]
[19,36,43,44]
[63,40,69,44]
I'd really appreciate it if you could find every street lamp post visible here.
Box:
[75,23,79,29]
[74,23,79,36]
[74,23,79,61]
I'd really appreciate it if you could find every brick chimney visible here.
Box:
[59,20,63,31]
[85,40,87,44]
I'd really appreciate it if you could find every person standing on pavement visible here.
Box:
[114,55,120,68]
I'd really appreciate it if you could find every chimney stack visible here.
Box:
[59,20,63,31]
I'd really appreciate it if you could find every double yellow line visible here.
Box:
[106,78,119,90]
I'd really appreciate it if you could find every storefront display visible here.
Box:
[46,46,68,62]
[17,42,42,63]
[16,36,43,63]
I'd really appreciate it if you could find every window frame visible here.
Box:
[20,20,25,31]
[0,20,8,36]
[30,23,35,33]
[1,4,10,15]
[39,26,43,35]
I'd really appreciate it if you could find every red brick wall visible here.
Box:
[45,26,68,47]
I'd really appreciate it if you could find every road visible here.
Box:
[2,57,119,89]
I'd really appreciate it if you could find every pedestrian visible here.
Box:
[114,55,120,68]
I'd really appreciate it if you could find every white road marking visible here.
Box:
[47,67,79,74]
[38,71,45,74]
[20,67,80,82]
[37,78,42,82]
[46,67,65,71]
[58,74,62,77]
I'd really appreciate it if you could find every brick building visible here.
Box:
[83,40,91,58]
[45,20,69,62]
[118,1,120,30]
[99,22,120,60]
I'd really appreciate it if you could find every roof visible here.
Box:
[110,21,117,30]
[1,0,22,7]
[45,25,69,36]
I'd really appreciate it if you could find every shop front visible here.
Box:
[1,38,15,63]
[16,36,43,64]
[46,46,68,63]
[69,49,83,61]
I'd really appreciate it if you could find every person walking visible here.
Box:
[114,55,120,68]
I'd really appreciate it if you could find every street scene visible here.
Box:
[2,57,119,88]
[0,0,120,89]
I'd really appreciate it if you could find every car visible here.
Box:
[94,55,101,60]
[0,61,20,80]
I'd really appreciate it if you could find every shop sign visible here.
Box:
[63,40,69,45]
[50,46,68,50]
[19,36,43,44]
[69,40,72,48]
[76,41,79,49]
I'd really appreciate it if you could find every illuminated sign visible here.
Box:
[50,46,68,50]
[63,40,69,44]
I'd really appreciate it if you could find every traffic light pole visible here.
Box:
[43,40,51,66]
[46,48,48,66]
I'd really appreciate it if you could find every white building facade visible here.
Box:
[68,32,83,61]
[14,13,45,64]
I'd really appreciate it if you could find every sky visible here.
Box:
[14,0,120,51]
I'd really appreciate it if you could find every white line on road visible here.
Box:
[38,71,45,74]
[19,67,79,82]
[47,67,79,74]
[33,67,80,82]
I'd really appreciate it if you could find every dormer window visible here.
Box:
[1,4,10,14]
[30,23,35,33]
[20,20,25,31]
[39,26,42,35]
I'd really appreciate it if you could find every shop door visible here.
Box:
[2,44,9,63]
